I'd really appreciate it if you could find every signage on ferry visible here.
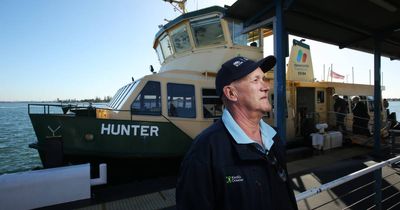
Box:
[287,40,314,82]
[100,123,159,137]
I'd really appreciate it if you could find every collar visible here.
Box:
[221,108,275,152]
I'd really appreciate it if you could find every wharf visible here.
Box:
[40,145,400,210]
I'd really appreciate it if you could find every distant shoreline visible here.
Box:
[0,101,53,103]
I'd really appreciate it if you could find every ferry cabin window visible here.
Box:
[248,30,261,47]
[131,81,161,116]
[170,25,191,53]
[108,87,124,109]
[156,45,164,63]
[317,91,325,103]
[227,20,248,46]
[108,81,139,110]
[160,35,174,59]
[191,17,224,47]
[167,83,196,118]
[202,89,222,118]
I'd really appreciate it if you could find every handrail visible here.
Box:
[295,155,400,201]
[28,103,131,115]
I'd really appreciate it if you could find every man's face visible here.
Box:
[231,68,272,113]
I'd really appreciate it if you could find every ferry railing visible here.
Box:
[28,103,98,115]
[28,103,132,117]
[28,103,62,115]
[295,155,400,209]
[326,111,390,133]
[28,103,218,126]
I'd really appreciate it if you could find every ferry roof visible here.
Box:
[154,6,226,42]
[226,0,400,60]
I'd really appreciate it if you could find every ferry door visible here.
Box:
[315,88,327,123]
[296,87,315,137]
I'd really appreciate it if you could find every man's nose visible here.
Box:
[261,81,270,91]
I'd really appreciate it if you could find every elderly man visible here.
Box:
[176,56,298,210]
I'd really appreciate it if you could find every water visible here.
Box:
[0,102,107,175]
[388,100,400,119]
[1,101,400,175]
[0,102,42,174]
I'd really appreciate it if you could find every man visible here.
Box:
[176,56,298,210]
[383,98,390,117]
[333,94,348,131]
[351,96,370,136]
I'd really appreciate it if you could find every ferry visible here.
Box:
[28,3,389,179]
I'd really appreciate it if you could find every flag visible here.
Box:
[330,70,345,79]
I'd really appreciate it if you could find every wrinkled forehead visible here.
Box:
[240,67,265,80]
[230,68,270,89]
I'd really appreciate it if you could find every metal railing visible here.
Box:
[295,127,400,210]
[28,103,131,115]
[27,103,194,139]
[296,155,400,202]
[319,111,390,134]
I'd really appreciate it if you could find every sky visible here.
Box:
[0,0,399,101]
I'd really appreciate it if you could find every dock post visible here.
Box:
[273,0,288,144]
[373,36,382,210]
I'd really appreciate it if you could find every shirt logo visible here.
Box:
[226,175,244,184]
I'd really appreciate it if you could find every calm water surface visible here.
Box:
[388,100,400,119]
[1,101,400,174]
[0,102,41,174]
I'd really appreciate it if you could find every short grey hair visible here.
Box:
[351,96,360,101]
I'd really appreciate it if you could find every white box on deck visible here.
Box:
[310,131,342,151]
[310,133,327,150]
[327,131,343,149]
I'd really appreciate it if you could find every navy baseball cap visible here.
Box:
[215,55,276,96]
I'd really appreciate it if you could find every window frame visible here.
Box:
[130,81,162,116]
[167,83,196,118]
[190,16,225,47]
[170,24,192,54]
[201,88,222,119]
[159,34,174,59]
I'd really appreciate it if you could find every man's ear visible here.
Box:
[223,86,237,101]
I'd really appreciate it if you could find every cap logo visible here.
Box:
[233,61,244,67]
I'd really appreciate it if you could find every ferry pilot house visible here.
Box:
[147,16,264,120]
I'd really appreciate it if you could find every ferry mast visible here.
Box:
[163,0,187,14]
